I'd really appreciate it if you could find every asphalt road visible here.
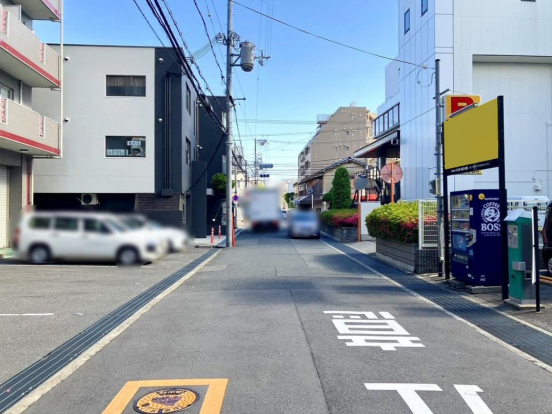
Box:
[7,231,552,413]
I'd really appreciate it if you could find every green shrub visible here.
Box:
[365,202,419,244]
[210,173,234,195]
[322,189,333,206]
[321,209,358,228]
[331,167,352,209]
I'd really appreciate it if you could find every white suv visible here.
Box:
[13,212,164,265]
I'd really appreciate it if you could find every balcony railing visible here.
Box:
[18,0,61,21]
[373,103,400,138]
[0,6,60,88]
[317,114,332,124]
[0,98,60,155]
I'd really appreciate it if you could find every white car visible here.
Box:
[13,212,164,265]
[119,215,189,253]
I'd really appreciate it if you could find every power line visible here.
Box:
[231,0,428,69]
[191,0,226,83]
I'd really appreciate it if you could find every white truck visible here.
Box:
[241,186,282,232]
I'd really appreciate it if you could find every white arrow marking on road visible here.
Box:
[454,385,494,414]
[365,383,442,414]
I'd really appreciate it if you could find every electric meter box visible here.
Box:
[506,211,536,305]
[450,189,503,286]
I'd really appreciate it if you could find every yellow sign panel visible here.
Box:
[444,98,500,174]
[445,94,481,119]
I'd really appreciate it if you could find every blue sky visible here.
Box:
[35,0,399,181]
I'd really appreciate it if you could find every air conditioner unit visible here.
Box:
[391,138,400,146]
[81,194,99,205]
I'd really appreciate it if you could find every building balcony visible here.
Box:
[317,114,332,124]
[0,6,61,88]
[18,0,61,21]
[0,98,60,155]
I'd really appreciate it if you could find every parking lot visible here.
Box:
[0,248,211,384]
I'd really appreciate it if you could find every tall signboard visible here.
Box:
[443,97,509,299]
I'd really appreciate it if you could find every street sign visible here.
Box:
[445,94,481,119]
[354,175,368,190]
[444,98,499,174]
[380,163,403,184]
[232,194,239,203]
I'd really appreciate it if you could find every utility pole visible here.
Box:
[254,138,257,185]
[225,0,234,248]
[435,59,444,278]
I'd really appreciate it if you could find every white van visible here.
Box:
[13,212,164,265]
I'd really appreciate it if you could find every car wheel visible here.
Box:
[29,244,51,264]
[547,256,552,277]
[117,247,140,266]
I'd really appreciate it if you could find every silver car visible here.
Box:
[288,211,321,239]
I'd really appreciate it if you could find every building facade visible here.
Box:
[32,45,201,232]
[360,0,552,201]
[298,105,376,182]
[0,0,61,248]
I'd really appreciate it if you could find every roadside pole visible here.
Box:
[435,59,444,278]
[532,206,541,312]
[225,0,233,248]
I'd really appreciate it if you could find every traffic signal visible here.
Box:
[259,174,270,178]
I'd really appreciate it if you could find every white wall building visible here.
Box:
[368,0,552,200]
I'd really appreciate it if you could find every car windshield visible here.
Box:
[105,219,127,232]
[121,218,145,229]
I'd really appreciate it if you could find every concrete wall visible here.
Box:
[32,45,156,194]
[360,201,381,239]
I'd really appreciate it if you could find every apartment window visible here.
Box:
[421,0,428,16]
[106,76,146,97]
[404,9,410,34]
[106,136,146,157]
[334,131,338,138]
[186,84,191,114]
[0,84,13,100]
[186,138,191,165]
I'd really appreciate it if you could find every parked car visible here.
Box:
[13,212,164,265]
[542,200,552,275]
[287,210,321,239]
[119,214,189,252]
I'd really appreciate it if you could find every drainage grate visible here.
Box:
[0,250,218,413]
[324,238,552,368]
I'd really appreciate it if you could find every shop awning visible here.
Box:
[297,194,323,205]
[354,129,400,159]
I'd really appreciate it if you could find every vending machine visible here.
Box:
[450,189,503,286]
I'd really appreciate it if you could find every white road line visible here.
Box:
[320,240,552,375]
[5,250,223,414]
[0,313,55,317]
[454,385,493,414]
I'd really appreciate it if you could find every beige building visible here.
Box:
[296,158,368,210]
[297,105,376,182]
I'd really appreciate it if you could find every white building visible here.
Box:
[32,45,202,230]
[357,0,552,200]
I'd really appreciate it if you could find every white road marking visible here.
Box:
[320,239,552,374]
[5,250,222,414]
[365,383,442,414]
[324,311,424,350]
[454,385,494,414]
[0,313,55,317]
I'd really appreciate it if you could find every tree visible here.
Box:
[331,167,352,210]
[284,192,296,209]
[210,173,235,195]
[322,188,333,207]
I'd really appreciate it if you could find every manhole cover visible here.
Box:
[134,388,199,413]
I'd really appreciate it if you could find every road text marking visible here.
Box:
[0,313,55,317]
[365,383,494,414]
[324,311,424,350]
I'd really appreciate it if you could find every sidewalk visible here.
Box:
[344,239,552,335]
[194,235,226,248]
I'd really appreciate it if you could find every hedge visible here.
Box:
[321,209,358,228]
[365,202,419,244]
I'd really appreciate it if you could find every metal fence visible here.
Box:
[415,197,550,250]
[417,199,438,249]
